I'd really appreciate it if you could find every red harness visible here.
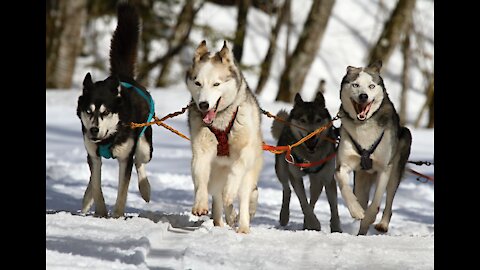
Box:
[207,107,239,157]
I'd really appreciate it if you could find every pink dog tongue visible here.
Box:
[203,110,217,124]
[357,102,372,121]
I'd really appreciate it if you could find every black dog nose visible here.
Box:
[90,127,99,135]
[198,102,209,111]
[358,93,369,103]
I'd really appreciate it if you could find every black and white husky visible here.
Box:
[335,61,412,235]
[76,3,153,218]
[271,92,341,232]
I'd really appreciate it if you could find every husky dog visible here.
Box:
[76,3,153,218]
[335,61,412,235]
[271,92,341,232]
[186,40,263,233]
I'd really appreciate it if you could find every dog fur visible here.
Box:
[76,3,152,218]
[335,61,412,235]
[185,40,263,233]
[271,92,341,232]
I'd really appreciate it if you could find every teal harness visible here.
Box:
[98,81,155,159]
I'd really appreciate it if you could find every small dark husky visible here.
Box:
[76,3,153,218]
[271,92,341,232]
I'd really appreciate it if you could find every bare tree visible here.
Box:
[367,0,416,66]
[255,0,291,95]
[46,0,87,89]
[155,0,197,87]
[232,0,252,62]
[399,23,411,125]
[414,76,433,128]
[275,0,335,102]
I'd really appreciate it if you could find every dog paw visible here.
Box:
[304,215,321,231]
[374,223,389,233]
[330,224,342,233]
[112,211,124,219]
[347,201,365,220]
[138,178,151,203]
[279,208,290,226]
[192,204,209,216]
[237,226,250,234]
[94,209,108,218]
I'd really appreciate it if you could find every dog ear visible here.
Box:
[346,66,361,74]
[294,92,303,105]
[105,76,120,95]
[82,73,93,93]
[367,60,382,73]
[194,40,208,62]
[216,40,233,63]
[314,91,326,108]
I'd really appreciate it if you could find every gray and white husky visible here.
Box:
[335,61,412,235]
[185,40,264,233]
[271,92,342,232]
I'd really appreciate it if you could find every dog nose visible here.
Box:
[90,127,99,135]
[198,102,209,111]
[358,93,369,103]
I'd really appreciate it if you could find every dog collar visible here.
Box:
[207,107,239,157]
[290,152,329,174]
[347,130,385,170]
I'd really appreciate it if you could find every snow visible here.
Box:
[47,0,433,269]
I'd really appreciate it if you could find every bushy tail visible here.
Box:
[109,2,139,79]
[271,109,289,140]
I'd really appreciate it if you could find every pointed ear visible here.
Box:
[294,93,303,105]
[82,73,93,93]
[217,40,233,63]
[346,66,361,74]
[194,40,208,61]
[314,92,326,107]
[367,60,382,73]
[106,76,120,95]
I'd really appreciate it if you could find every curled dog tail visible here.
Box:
[271,109,289,140]
[109,2,139,79]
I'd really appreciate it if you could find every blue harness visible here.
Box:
[98,81,155,159]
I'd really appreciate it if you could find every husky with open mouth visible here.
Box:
[335,61,412,235]
[185,40,263,233]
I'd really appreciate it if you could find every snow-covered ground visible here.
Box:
[46,87,433,269]
[47,0,433,269]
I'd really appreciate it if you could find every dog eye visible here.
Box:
[86,110,92,115]
[299,119,307,124]
[315,118,322,123]
[213,82,220,87]
[101,110,110,116]
[369,84,375,89]
[195,81,202,87]
[352,83,359,88]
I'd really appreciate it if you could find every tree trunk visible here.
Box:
[399,23,411,126]
[275,0,335,102]
[255,0,290,95]
[367,0,416,66]
[414,76,434,128]
[232,0,251,63]
[46,0,87,89]
[155,0,196,87]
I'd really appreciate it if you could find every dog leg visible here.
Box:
[211,194,224,227]
[358,166,392,235]
[191,151,214,216]
[113,157,134,218]
[209,165,227,227]
[275,157,291,226]
[237,168,260,233]
[353,171,374,210]
[335,164,364,220]
[81,180,93,214]
[290,173,320,231]
[308,174,324,209]
[325,176,342,233]
[87,155,108,217]
[135,135,151,203]
[374,172,400,233]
